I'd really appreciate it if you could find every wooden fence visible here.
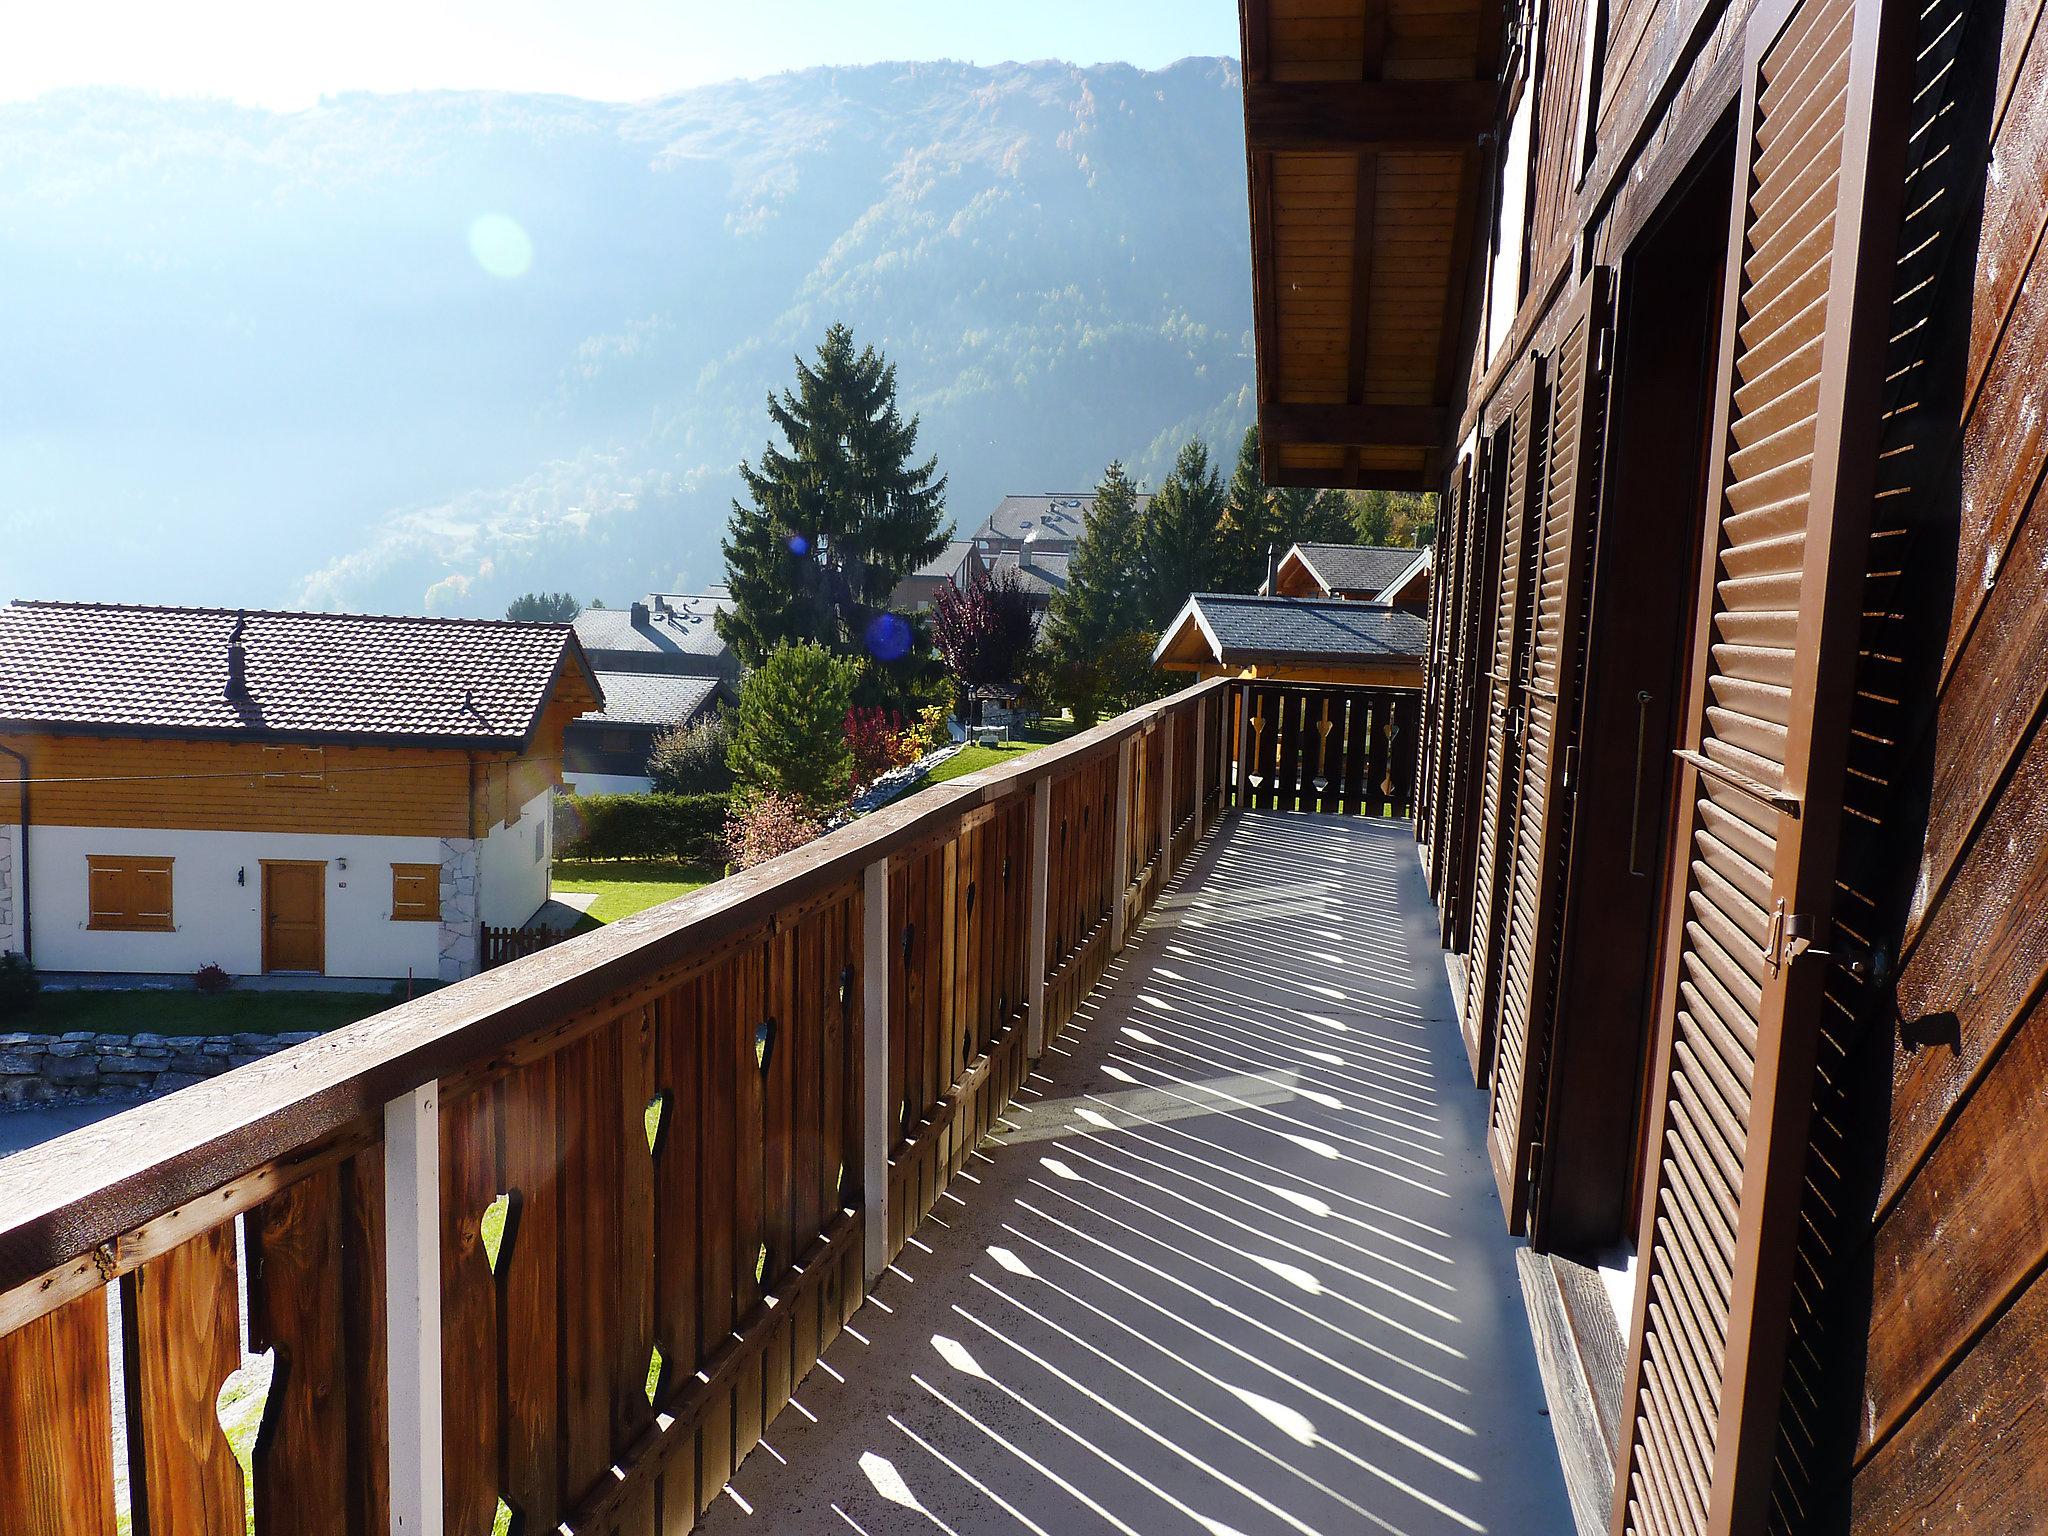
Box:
[480,921,571,969]
[0,677,1233,1536]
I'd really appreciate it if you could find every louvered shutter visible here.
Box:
[1444,450,1492,952]
[1425,460,1473,903]
[1488,271,1612,1228]
[1612,0,1909,1528]
[1418,495,1450,873]
[1461,364,1546,1084]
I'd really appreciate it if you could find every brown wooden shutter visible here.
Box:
[1446,443,1501,953]
[1611,0,1910,1526]
[1425,458,1473,903]
[1461,363,1546,1084]
[1488,270,1612,1228]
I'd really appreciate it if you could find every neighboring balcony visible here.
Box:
[0,678,1569,1536]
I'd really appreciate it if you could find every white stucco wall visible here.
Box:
[478,786,554,929]
[25,824,445,980]
[564,770,654,797]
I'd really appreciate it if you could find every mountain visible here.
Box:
[0,59,1255,617]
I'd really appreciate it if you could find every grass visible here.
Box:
[552,857,724,925]
[925,718,1082,786]
[3,987,396,1038]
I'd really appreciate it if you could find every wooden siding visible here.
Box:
[0,693,582,841]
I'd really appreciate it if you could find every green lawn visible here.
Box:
[553,858,724,925]
[926,719,1082,785]
[3,988,396,1038]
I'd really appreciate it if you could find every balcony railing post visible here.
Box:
[861,855,891,1285]
[1160,710,1176,875]
[1111,735,1134,952]
[1027,776,1052,1059]
[384,1082,443,1535]
[1232,680,1251,810]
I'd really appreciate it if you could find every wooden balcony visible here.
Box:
[0,678,1567,1535]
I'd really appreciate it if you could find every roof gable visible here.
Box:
[1154,593,1429,667]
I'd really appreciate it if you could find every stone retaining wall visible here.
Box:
[0,1030,319,1106]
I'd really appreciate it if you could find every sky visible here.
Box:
[2,0,1243,108]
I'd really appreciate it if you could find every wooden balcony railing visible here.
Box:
[0,677,1245,1536]
[1224,680,1421,818]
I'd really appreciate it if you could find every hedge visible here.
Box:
[554,791,730,862]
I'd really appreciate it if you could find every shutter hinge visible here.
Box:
[1526,1141,1543,1190]
[1562,744,1578,792]
[1592,318,1614,377]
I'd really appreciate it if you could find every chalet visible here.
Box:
[566,594,736,793]
[1152,591,1427,688]
[0,601,599,983]
[886,539,978,612]
[1265,540,1426,602]
[1241,0,2048,1524]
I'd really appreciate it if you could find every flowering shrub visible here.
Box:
[724,793,824,869]
[193,963,233,994]
[844,706,918,790]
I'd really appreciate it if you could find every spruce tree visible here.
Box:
[718,324,948,669]
[1215,426,1279,594]
[1274,485,1359,550]
[1137,438,1225,628]
[726,641,859,811]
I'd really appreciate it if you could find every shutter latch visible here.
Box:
[1770,905,1887,983]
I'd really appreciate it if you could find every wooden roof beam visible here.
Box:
[1264,402,1449,447]
[1244,81,1496,151]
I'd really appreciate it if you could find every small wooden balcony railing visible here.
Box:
[0,675,1415,1535]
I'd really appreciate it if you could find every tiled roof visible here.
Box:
[1289,544,1423,596]
[577,672,723,729]
[1164,594,1429,664]
[908,540,975,581]
[0,600,591,746]
[573,604,732,668]
[990,548,1071,599]
[967,492,1154,548]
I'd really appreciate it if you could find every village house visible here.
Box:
[1264,539,1429,603]
[565,592,736,793]
[1152,589,1428,688]
[0,601,600,983]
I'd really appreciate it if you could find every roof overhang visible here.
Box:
[1152,597,1228,671]
[1379,548,1433,606]
[1240,0,1501,492]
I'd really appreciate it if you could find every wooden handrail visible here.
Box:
[0,675,1232,1308]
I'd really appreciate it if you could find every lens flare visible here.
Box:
[468,213,534,279]
[786,533,811,557]
[865,611,912,662]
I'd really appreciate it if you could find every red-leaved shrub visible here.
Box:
[724,793,824,869]
[194,963,233,994]
[844,706,918,790]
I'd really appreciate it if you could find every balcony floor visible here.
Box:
[704,811,1574,1536]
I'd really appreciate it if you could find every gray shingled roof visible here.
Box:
[577,672,723,729]
[990,548,1071,599]
[968,492,1154,548]
[0,600,591,746]
[1289,544,1423,597]
[909,540,975,580]
[573,604,731,668]
[1164,594,1429,664]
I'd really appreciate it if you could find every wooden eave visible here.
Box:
[1240,0,1501,493]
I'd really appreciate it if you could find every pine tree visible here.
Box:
[1041,462,1148,725]
[1137,438,1225,628]
[1274,485,1359,550]
[726,641,859,811]
[718,324,948,669]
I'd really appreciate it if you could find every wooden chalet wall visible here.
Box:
[1378,0,2048,1517]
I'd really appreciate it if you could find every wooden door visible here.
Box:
[1462,362,1546,1085]
[1489,271,1612,1228]
[1610,0,1910,1525]
[263,862,326,975]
